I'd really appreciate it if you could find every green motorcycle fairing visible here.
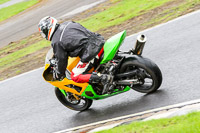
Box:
[80,30,129,100]
[59,85,131,100]
[81,85,131,100]
[59,31,130,100]
[100,30,127,64]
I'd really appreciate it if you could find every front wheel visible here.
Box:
[119,56,162,93]
[55,88,93,111]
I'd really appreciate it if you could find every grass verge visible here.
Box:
[0,0,39,22]
[1,0,200,81]
[142,0,200,27]
[79,0,173,32]
[0,40,49,68]
[0,0,10,5]
[0,34,50,80]
[97,111,200,133]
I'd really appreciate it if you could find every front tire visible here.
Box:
[55,88,93,111]
[119,56,162,93]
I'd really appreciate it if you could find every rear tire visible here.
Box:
[119,56,162,93]
[55,88,93,111]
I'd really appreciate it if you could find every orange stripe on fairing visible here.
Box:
[38,27,41,32]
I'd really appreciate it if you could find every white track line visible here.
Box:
[54,9,200,133]
[59,0,106,19]
[0,6,200,133]
[1,9,200,84]
[0,67,44,84]
[54,99,200,133]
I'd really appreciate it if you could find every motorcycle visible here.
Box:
[43,30,162,111]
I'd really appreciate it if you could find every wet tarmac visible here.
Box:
[1,10,200,133]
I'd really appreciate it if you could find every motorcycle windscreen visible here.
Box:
[100,30,126,64]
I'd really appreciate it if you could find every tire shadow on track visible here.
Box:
[69,89,169,127]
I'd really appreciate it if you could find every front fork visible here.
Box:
[58,88,81,101]
[58,88,67,97]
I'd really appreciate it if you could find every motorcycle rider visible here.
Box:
[38,16,111,94]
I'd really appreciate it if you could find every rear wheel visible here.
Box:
[55,88,93,111]
[119,56,162,93]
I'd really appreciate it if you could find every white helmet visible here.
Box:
[38,16,58,41]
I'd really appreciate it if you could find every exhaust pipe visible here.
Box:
[134,34,147,55]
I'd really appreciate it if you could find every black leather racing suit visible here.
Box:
[51,21,105,76]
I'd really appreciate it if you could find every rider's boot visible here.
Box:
[89,72,113,94]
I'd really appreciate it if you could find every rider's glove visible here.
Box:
[50,58,65,81]
[50,58,57,67]
[53,69,65,81]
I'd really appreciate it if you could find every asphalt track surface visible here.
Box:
[0,0,98,48]
[1,8,200,133]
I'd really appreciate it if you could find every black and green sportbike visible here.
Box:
[43,30,162,111]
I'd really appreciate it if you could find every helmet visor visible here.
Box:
[40,31,46,39]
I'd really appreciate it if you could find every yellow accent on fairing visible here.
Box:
[49,78,89,95]
[67,57,80,72]
[44,57,80,71]
[43,57,88,96]
[44,64,50,70]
